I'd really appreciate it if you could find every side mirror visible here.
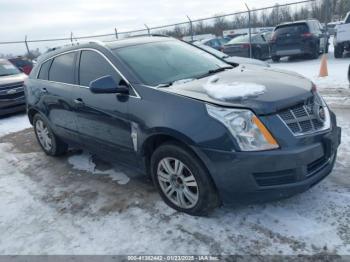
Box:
[89,75,129,95]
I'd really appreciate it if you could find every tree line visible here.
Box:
[163,0,350,38]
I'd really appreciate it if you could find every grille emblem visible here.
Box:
[6,89,17,95]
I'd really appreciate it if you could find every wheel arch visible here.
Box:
[140,130,219,191]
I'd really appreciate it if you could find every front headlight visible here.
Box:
[206,104,279,151]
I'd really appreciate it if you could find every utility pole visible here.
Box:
[24,35,31,59]
[186,15,194,42]
[144,24,151,35]
[115,28,118,39]
[245,3,253,58]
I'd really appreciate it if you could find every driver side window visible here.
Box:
[79,50,122,87]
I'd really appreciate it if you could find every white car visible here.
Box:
[334,11,350,58]
[192,41,270,67]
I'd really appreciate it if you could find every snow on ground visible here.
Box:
[0,107,349,255]
[271,39,350,90]
[0,113,30,137]
[68,151,130,185]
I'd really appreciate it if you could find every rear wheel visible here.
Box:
[151,142,219,216]
[334,44,344,58]
[272,56,280,62]
[33,114,68,156]
[311,44,320,59]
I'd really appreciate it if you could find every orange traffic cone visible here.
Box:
[319,54,328,77]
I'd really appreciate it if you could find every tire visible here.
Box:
[33,114,68,156]
[253,49,262,60]
[272,56,280,62]
[334,44,344,59]
[311,44,320,59]
[151,142,219,216]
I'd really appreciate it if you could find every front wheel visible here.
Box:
[33,114,68,156]
[272,56,280,62]
[334,44,344,58]
[151,142,219,216]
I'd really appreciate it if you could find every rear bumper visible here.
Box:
[271,42,315,57]
[193,122,341,205]
[0,97,26,116]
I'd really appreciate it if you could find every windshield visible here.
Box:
[0,60,21,76]
[113,40,229,86]
[193,42,228,58]
[226,34,260,44]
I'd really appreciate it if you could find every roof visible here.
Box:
[36,35,173,63]
[106,35,172,49]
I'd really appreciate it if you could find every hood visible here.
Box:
[0,73,27,86]
[225,56,270,67]
[164,65,313,115]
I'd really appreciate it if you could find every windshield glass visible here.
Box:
[0,60,21,76]
[193,42,227,58]
[113,40,229,86]
[226,34,260,44]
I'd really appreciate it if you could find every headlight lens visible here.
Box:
[206,104,279,151]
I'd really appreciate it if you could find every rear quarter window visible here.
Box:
[38,60,53,80]
[48,52,76,84]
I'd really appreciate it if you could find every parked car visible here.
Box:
[334,12,350,58]
[192,41,270,67]
[270,20,329,62]
[9,57,34,75]
[26,36,341,216]
[222,33,271,60]
[200,37,230,51]
[0,59,27,116]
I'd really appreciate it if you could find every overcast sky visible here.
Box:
[0,0,294,55]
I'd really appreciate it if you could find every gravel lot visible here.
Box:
[0,106,349,255]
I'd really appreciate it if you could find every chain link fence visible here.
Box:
[0,0,337,58]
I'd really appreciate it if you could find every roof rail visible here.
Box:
[126,33,171,38]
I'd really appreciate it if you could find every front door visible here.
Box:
[73,49,137,165]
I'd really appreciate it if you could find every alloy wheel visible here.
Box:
[35,119,52,151]
[157,157,199,209]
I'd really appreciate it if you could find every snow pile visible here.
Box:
[0,114,31,137]
[203,75,266,100]
[68,151,130,185]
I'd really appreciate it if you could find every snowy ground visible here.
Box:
[271,38,350,91]
[0,45,349,256]
[0,108,349,255]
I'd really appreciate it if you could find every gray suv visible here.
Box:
[26,36,341,216]
[0,59,27,116]
[270,20,329,62]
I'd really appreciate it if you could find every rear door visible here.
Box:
[37,52,81,143]
[73,49,137,165]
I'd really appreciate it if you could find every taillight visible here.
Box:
[301,32,313,38]
[270,33,277,43]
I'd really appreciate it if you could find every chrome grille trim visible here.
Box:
[278,94,331,136]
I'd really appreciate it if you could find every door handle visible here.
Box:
[73,98,84,105]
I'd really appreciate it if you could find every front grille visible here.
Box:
[0,82,23,91]
[0,91,24,100]
[253,169,296,187]
[278,95,326,135]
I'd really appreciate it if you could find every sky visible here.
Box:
[0,0,296,55]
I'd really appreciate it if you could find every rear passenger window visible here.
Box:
[38,60,52,80]
[79,50,122,86]
[49,52,76,84]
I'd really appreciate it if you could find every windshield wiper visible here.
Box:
[196,66,233,79]
[156,78,195,88]
[0,74,12,77]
